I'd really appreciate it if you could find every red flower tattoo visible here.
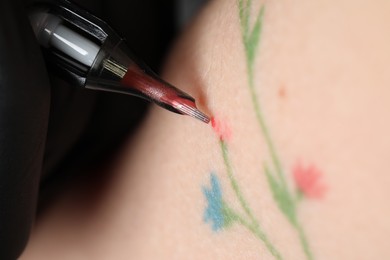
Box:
[293,162,327,199]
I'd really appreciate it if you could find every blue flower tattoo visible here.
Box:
[203,173,225,231]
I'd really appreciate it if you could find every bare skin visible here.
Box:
[22,0,390,259]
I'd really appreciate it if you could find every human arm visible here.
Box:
[22,0,390,259]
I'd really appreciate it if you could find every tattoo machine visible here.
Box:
[28,0,210,123]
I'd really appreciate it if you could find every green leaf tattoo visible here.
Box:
[203,1,326,260]
[238,1,315,259]
[204,140,283,259]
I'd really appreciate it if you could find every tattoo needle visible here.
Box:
[28,0,210,124]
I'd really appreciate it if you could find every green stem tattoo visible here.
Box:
[238,0,314,259]
[204,2,325,260]
[224,203,282,260]
[220,140,283,260]
[220,141,253,221]
[296,222,314,260]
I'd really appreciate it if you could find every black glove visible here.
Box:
[0,0,175,258]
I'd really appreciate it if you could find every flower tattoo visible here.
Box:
[202,1,326,260]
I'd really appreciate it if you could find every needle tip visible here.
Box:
[172,101,210,124]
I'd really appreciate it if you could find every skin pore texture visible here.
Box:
[22,0,390,259]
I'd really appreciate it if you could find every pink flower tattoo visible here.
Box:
[293,162,327,199]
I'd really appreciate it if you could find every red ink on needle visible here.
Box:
[120,63,210,123]
[29,2,209,124]
[211,117,232,141]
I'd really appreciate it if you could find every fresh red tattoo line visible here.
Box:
[211,117,232,142]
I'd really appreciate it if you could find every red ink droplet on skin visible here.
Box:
[211,117,217,129]
[293,161,327,199]
[211,116,232,141]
